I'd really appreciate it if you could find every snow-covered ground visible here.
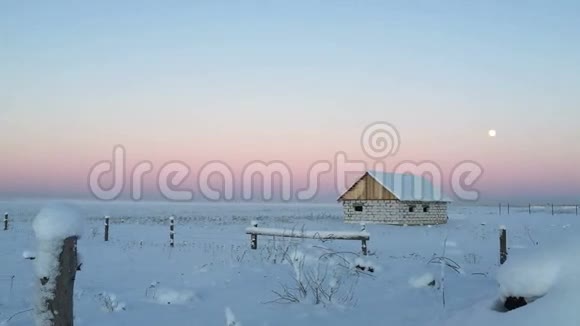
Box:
[0,200,579,325]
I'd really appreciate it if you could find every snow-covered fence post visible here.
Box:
[3,212,7,231]
[499,226,507,265]
[250,221,258,250]
[104,216,109,242]
[169,216,175,248]
[33,205,83,326]
[361,240,368,256]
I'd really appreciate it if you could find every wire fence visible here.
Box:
[497,203,579,215]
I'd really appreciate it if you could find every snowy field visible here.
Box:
[1,200,579,325]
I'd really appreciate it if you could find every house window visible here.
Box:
[423,205,430,213]
[354,205,363,212]
[409,205,415,213]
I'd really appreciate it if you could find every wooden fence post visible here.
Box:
[499,203,502,215]
[104,216,109,241]
[360,223,368,256]
[499,227,507,265]
[361,240,368,256]
[38,236,78,326]
[507,203,510,215]
[576,205,578,216]
[529,203,531,215]
[169,216,175,247]
[3,212,7,231]
[250,221,258,250]
[552,203,554,216]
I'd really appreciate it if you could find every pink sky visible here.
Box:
[1,120,578,202]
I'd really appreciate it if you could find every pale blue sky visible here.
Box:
[1,1,579,201]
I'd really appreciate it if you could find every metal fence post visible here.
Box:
[170,216,175,247]
[104,216,110,241]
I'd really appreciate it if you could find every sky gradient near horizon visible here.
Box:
[1,1,579,203]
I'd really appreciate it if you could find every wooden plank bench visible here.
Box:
[245,222,370,255]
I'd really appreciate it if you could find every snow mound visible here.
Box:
[497,251,561,300]
[409,272,436,288]
[446,240,458,247]
[33,204,84,241]
[155,288,195,305]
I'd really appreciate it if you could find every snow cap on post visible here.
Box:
[360,222,366,232]
[33,204,83,241]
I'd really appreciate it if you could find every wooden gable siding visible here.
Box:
[340,173,398,200]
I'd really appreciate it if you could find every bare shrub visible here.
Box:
[96,292,126,312]
[90,227,99,239]
[525,226,539,246]
[260,236,295,264]
[268,246,372,306]
[463,253,481,265]
[145,281,160,299]
[428,255,463,274]
[428,237,464,308]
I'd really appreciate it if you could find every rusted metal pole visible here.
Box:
[104,216,109,241]
[500,228,507,265]
[250,221,258,250]
[169,216,175,247]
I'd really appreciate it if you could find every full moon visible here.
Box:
[488,129,497,137]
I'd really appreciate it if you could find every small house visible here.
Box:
[338,171,449,225]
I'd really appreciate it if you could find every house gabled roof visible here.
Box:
[338,170,451,202]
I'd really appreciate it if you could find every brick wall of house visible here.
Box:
[343,200,448,225]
